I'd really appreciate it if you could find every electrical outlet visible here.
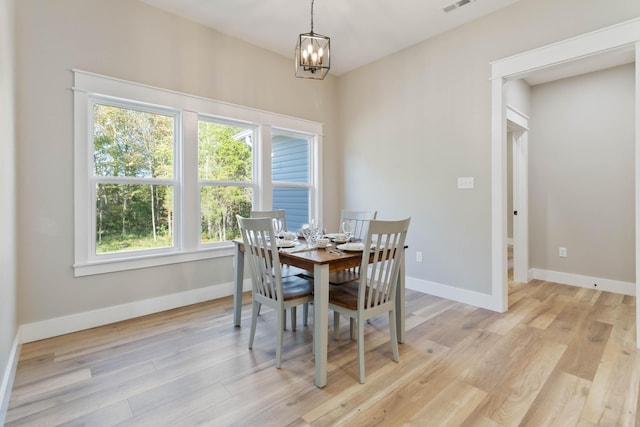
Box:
[457,177,474,189]
[559,247,567,257]
[416,251,423,263]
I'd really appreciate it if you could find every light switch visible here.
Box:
[457,177,474,189]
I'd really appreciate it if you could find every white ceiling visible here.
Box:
[140,0,522,76]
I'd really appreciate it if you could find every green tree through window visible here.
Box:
[198,121,253,243]
[93,104,175,253]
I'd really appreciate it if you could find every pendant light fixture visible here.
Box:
[295,0,330,80]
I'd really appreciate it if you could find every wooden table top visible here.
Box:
[234,239,405,274]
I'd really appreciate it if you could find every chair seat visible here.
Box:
[329,270,360,285]
[282,276,314,301]
[282,265,309,278]
[329,281,387,311]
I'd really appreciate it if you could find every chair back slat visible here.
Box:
[339,210,377,241]
[237,216,283,302]
[250,209,288,231]
[358,218,411,310]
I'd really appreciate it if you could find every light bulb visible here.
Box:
[318,48,324,57]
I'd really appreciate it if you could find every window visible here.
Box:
[198,119,254,244]
[73,70,323,276]
[272,131,313,232]
[92,100,178,256]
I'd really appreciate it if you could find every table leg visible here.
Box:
[233,243,244,327]
[314,263,329,388]
[395,249,406,343]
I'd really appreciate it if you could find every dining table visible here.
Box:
[232,238,406,388]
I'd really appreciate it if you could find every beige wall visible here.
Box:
[14,0,339,324]
[0,0,17,410]
[530,64,635,282]
[336,0,640,294]
[11,0,640,328]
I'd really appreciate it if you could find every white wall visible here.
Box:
[337,0,640,297]
[506,79,532,116]
[0,0,17,420]
[14,0,339,327]
[530,64,635,282]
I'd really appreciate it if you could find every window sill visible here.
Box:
[73,245,235,277]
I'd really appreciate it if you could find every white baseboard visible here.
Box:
[406,276,502,312]
[0,330,20,426]
[530,268,635,296]
[20,279,252,344]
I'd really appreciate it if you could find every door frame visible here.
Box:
[489,18,640,350]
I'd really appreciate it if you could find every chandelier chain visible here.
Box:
[310,0,314,33]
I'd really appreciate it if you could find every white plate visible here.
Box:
[337,242,373,251]
[325,233,346,239]
[275,240,297,248]
[326,234,348,243]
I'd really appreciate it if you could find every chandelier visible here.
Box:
[295,0,330,80]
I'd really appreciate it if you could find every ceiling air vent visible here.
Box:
[443,0,474,13]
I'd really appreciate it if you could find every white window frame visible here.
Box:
[73,70,323,277]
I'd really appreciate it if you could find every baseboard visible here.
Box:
[0,330,20,426]
[20,279,252,344]
[529,268,635,296]
[406,276,503,312]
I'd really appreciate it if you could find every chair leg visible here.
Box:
[276,306,285,368]
[249,300,259,349]
[333,311,341,340]
[357,317,366,384]
[303,303,309,326]
[283,309,287,330]
[291,306,297,331]
[350,318,356,340]
[389,309,399,363]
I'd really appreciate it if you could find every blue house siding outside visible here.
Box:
[272,135,309,231]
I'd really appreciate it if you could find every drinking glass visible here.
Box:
[301,225,312,247]
[308,218,320,246]
[341,219,353,242]
[272,218,283,239]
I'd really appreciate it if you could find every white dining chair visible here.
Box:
[330,210,377,285]
[249,209,308,329]
[237,215,314,368]
[329,210,377,338]
[340,210,378,241]
[329,217,411,383]
[250,209,287,231]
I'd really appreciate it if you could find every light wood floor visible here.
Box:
[6,276,640,426]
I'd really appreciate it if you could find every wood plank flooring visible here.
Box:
[6,276,640,426]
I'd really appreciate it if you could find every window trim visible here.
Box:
[73,70,323,277]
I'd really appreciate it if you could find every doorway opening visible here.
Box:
[507,106,529,285]
[490,18,640,346]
